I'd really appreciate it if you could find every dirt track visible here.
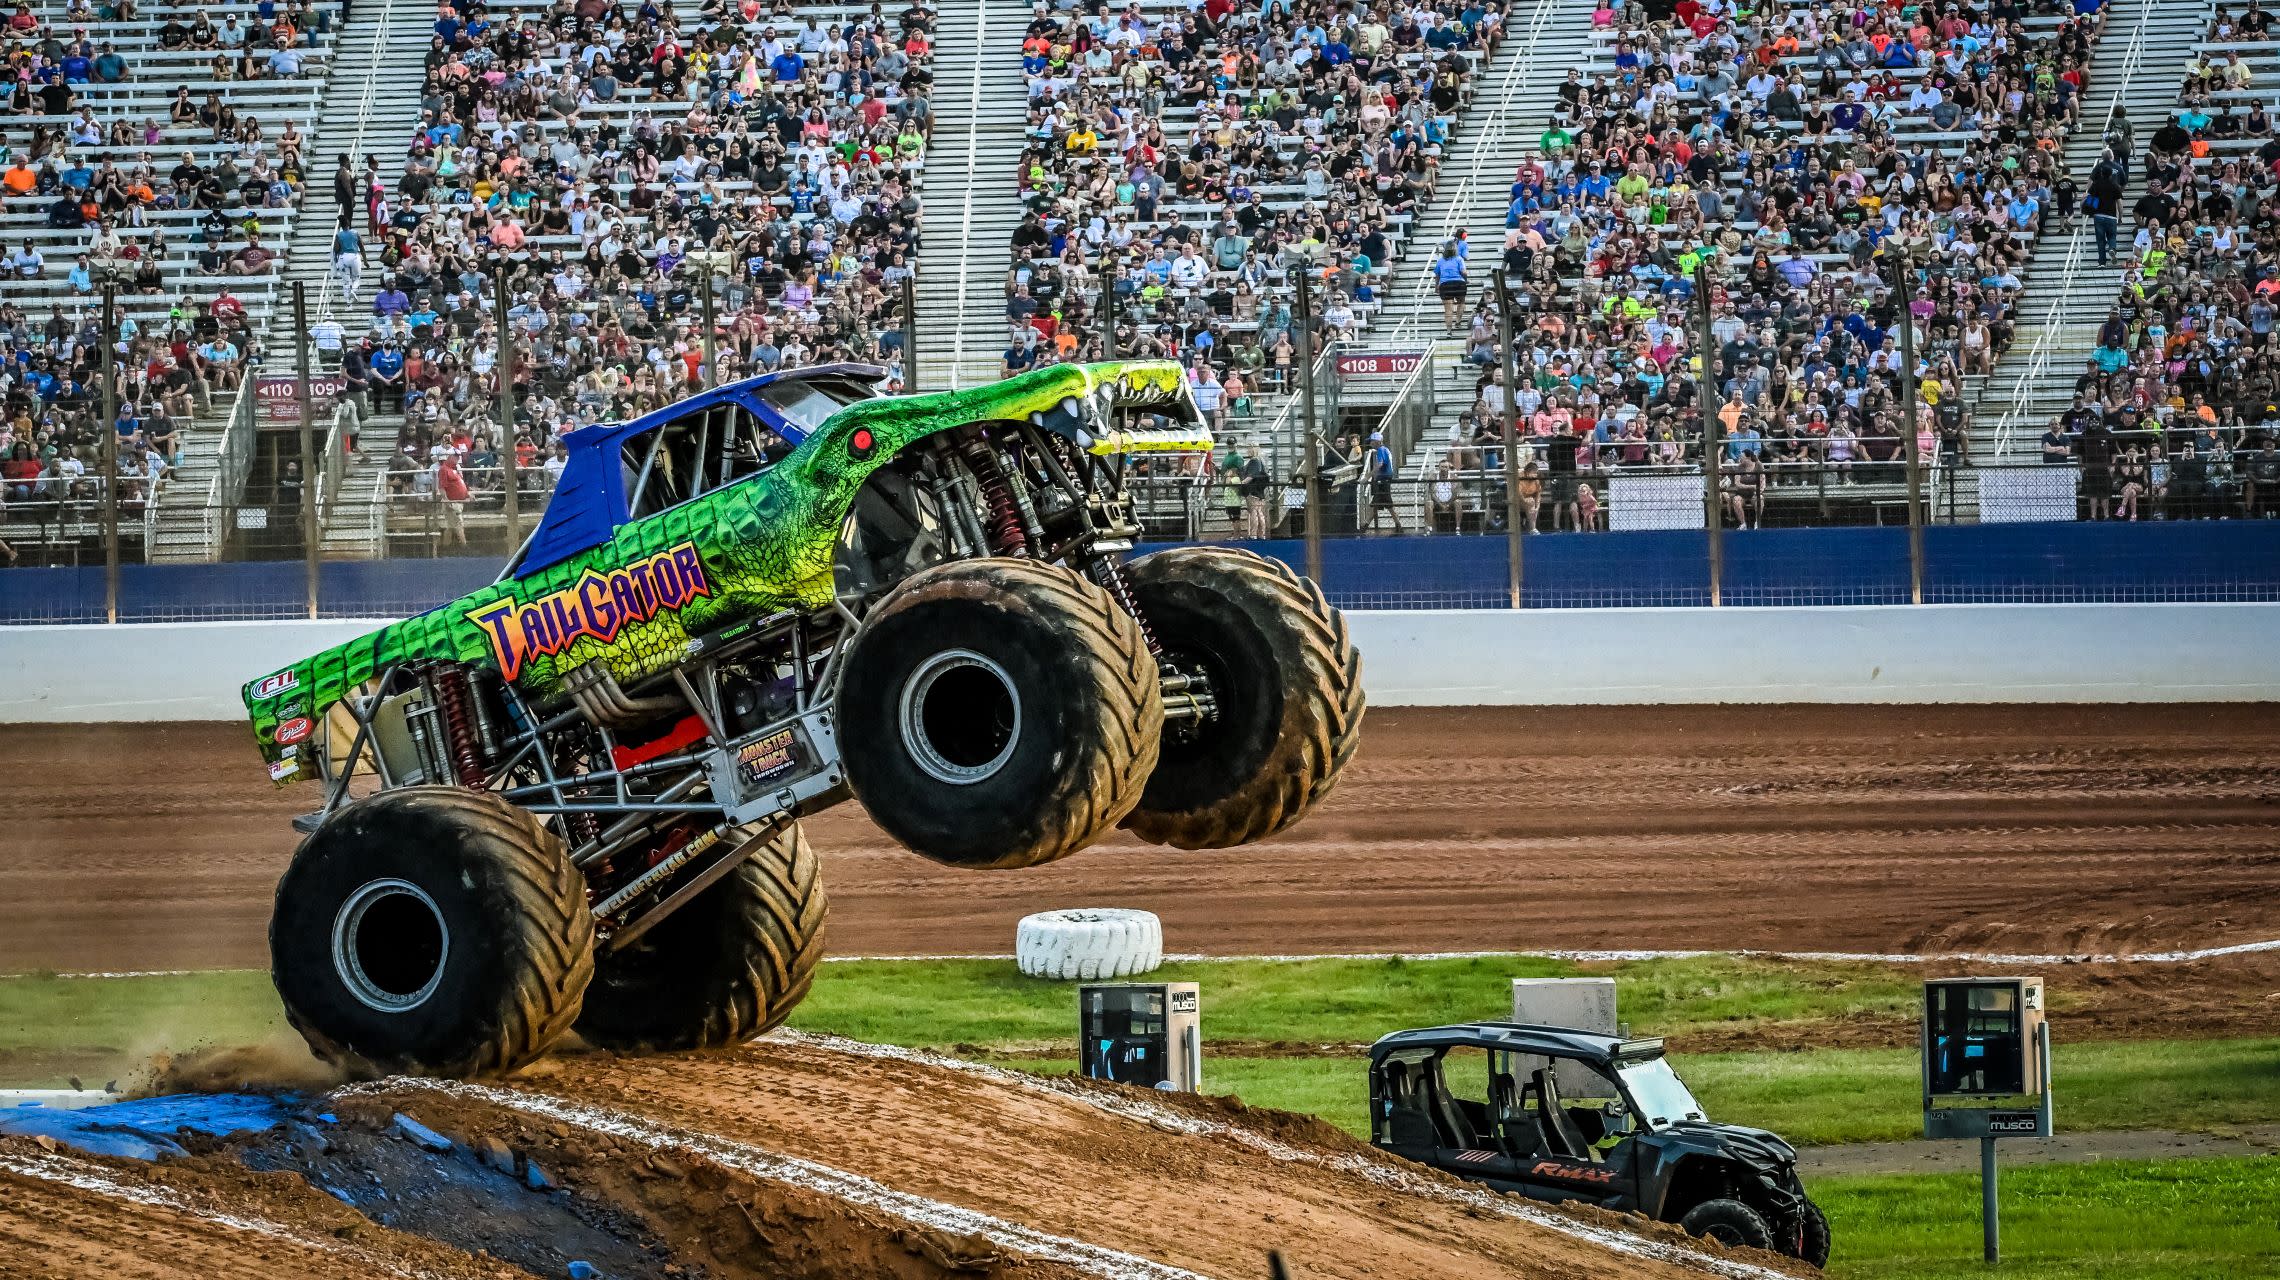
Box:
[2,705,2277,972]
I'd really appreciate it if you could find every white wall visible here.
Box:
[2,604,2275,722]
[0,619,382,723]
[1347,604,2280,704]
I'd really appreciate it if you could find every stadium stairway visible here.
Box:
[1377,0,1599,469]
[909,0,1029,392]
[148,1,424,561]
[1966,0,2206,464]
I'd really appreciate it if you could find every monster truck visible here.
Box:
[244,360,1363,1078]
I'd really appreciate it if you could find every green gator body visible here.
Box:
[242,360,1204,784]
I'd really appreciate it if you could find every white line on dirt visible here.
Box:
[825,938,2280,965]
[773,1032,1796,1280]
[0,1148,446,1279]
[0,969,203,980]
[12,935,2276,983]
[353,1078,1211,1280]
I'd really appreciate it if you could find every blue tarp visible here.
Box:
[0,1092,305,1160]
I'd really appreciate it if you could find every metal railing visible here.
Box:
[315,0,393,330]
[1993,0,2161,457]
[1371,347,1439,476]
[1376,0,1562,350]
[203,373,262,560]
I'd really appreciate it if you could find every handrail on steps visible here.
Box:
[1993,0,2162,456]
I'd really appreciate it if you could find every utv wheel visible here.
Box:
[837,557,1162,869]
[1118,547,1364,849]
[1796,1198,1831,1268]
[1680,1198,1776,1253]
[576,822,827,1052]
[270,786,594,1078]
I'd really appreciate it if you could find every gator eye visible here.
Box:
[849,427,876,459]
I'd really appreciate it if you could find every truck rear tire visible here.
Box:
[1118,548,1364,849]
[576,822,827,1052]
[1679,1198,1776,1253]
[270,787,594,1078]
[837,558,1162,869]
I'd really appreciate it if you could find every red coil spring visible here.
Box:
[971,448,1029,556]
[1091,559,1161,656]
[429,664,489,788]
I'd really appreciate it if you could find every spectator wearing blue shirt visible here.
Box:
[368,342,407,412]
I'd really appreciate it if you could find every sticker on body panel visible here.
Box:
[468,542,713,683]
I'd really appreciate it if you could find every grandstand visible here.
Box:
[2,0,2272,566]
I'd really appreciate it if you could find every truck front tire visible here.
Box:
[837,558,1162,869]
[575,822,827,1052]
[1118,548,1364,849]
[270,787,594,1078]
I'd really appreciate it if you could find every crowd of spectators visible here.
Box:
[0,0,335,542]
[1422,0,2108,530]
[2039,2,2280,520]
[1009,0,1507,433]
[352,0,936,516]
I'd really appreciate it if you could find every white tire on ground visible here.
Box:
[1015,908,1165,980]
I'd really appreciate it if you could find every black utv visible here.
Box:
[1368,1023,1829,1267]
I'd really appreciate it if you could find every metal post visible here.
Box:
[1494,270,1522,606]
[1892,255,1926,604]
[293,282,319,619]
[1101,252,1119,361]
[1293,262,1324,585]
[1692,261,1723,606]
[699,268,719,390]
[492,265,521,546]
[99,283,119,620]
[1981,1136,1999,1263]
[900,269,919,391]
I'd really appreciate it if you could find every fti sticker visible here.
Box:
[268,755,301,781]
[467,542,712,682]
[252,671,299,700]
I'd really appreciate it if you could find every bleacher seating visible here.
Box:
[0,0,340,552]
[325,0,934,545]
[2039,3,2280,520]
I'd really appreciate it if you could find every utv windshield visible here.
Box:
[1618,1055,1706,1129]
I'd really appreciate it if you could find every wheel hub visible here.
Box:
[331,878,451,1013]
[899,649,1022,785]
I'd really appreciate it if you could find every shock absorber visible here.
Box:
[1088,557,1161,657]
[426,662,490,788]
[965,438,1029,557]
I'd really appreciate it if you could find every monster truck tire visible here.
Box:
[576,821,827,1052]
[269,786,594,1078]
[1118,547,1364,849]
[1015,908,1164,980]
[1795,1198,1831,1269]
[837,557,1163,869]
[1679,1199,1776,1253]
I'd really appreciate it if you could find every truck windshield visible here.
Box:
[1618,1056,1706,1128]
[757,378,873,433]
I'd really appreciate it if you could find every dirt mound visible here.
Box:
[0,1034,1812,1280]
[362,1033,1806,1280]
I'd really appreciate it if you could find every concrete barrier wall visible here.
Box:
[4,604,2276,722]
[1345,604,2280,705]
